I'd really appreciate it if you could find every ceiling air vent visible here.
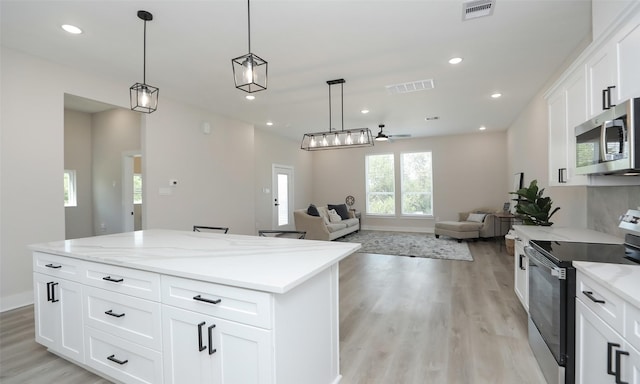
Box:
[385,79,434,95]
[462,0,495,21]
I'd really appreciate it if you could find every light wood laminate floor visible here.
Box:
[1,240,545,383]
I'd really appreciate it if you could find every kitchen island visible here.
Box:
[30,229,361,384]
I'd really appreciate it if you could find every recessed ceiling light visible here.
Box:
[266,121,273,126]
[61,24,82,34]
[245,95,255,100]
[361,109,369,114]
[491,92,502,98]
[479,126,487,131]
[448,57,463,64]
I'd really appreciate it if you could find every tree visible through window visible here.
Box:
[365,154,395,215]
[64,170,77,207]
[401,152,433,215]
[133,174,143,204]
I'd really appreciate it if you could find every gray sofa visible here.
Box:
[434,209,501,242]
[293,206,360,241]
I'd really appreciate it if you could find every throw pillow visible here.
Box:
[467,213,487,223]
[328,209,342,223]
[328,204,350,220]
[307,204,320,217]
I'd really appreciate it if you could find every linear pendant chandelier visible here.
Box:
[130,10,159,113]
[232,0,268,93]
[300,79,374,151]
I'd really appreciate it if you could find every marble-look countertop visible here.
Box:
[512,225,623,244]
[29,229,361,294]
[573,261,640,309]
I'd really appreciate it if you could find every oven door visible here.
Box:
[525,246,568,365]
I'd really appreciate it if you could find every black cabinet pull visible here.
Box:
[45,264,62,269]
[105,309,125,318]
[102,276,124,283]
[519,254,526,270]
[193,295,221,305]
[107,354,128,365]
[615,349,629,384]
[197,321,206,352]
[49,282,59,303]
[208,324,217,355]
[558,168,567,183]
[583,290,605,304]
[603,88,608,110]
[46,282,53,302]
[607,342,621,375]
[607,86,616,109]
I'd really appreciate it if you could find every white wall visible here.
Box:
[64,109,94,239]
[253,129,313,234]
[311,131,509,233]
[0,47,262,311]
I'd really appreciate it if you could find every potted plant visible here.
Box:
[510,179,560,226]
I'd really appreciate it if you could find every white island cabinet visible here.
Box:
[30,229,360,384]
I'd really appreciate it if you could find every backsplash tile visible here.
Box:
[587,185,640,237]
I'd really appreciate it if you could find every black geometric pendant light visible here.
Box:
[232,0,268,93]
[130,10,159,113]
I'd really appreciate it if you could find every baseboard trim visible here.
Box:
[1,291,34,313]
[360,225,435,234]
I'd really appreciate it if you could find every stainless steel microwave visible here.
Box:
[575,97,640,175]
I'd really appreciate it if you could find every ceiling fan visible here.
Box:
[374,124,411,142]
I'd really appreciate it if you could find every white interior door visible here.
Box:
[272,165,294,230]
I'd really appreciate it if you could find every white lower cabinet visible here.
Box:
[162,305,273,384]
[575,270,640,384]
[513,231,529,312]
[33,271,84,362]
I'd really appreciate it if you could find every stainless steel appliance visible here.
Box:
[575,97,640,175]
[525,210,640,384]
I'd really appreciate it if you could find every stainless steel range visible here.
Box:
[524,210,640,384]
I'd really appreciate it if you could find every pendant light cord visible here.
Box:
[328,83,332,133]
[341,82,344,132]
[142,18,147,85]
[247,0,251,53]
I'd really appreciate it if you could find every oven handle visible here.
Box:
[525,245,566,280]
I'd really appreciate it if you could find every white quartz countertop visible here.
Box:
[512,225,623,244]
[29,229,361,294]
[573,261,640,309]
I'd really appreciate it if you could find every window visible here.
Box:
[365,154,395,215]
[133,174,143,204]
[401,152,433,216]
[64,170,77,207]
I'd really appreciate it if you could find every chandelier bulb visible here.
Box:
[322,134,328,146]
[346,132,353,145]
[310,135,316,147]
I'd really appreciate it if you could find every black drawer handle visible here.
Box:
[197,321,206,352]
[105,309,125,318]
[193,295,221,305]
[208,324,217,355]
[107,354,128,365]
[45,264,62,269]
[615,349,629,384]
[102,276,124,283]
[608,342,621,375]
[519,254,526,270]
[583,290,605,304]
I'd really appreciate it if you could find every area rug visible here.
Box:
[336,230,473,261]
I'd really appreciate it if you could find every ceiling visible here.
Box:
[1,0,592,141]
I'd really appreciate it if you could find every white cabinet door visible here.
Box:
[162,305,273,384]
[576,299,623,384]
[620,343,640,384]
[587,44,616,118]
[33,272,84,362]
[514,237,528,311]
[613,11,640,103]
[564,69,589,185]
[548,89,568,186]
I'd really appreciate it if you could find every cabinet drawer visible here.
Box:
[84,262,160,302]
[161,276,272,329]
[85,327,163,384]
[33,252,83,281]
[625,302,640,353]
[84,286,162,351]
[576,271,625,334]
